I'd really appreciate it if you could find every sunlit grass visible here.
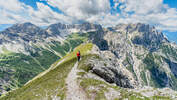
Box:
[0,43,93,100]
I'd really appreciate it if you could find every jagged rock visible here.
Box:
[92,67,115,83]
[88,56,136,88]
[90,23,177,90]
[92,66,135,88]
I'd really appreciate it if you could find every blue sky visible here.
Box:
[19,0,63,13]
[0,24,12,31]
[0,0,176,43]
[164,0,177,9]
[163,0,177,43]
[18,0,177,14]
[163,31,177,43]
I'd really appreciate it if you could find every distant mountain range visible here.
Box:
[0,22,177,99]
[1,23,176,44]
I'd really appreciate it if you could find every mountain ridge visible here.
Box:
[0,22,177,99]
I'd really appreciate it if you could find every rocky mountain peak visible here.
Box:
[114,23,153,33]
[1,22,44,35]
[47,22,67,30]
[0,22,50,44]
[18,22,35,26]
[80,22,103,31]
[109,23,167,51]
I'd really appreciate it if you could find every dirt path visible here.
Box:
[66,61,87,100]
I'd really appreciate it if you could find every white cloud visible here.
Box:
[121,0,165,14]
[0,0,72,26]
[0,0,23,11]
[27,3,73,25]
[0,0,176,32]
[109,0,177,31]
[47,0,110,20]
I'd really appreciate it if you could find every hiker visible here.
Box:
[77,51,81,61]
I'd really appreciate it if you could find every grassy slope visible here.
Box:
[49,33,89,56]
[0,45,60,93]
[0,43,93,100]
[0,32,90,94]
[0,51,55,89]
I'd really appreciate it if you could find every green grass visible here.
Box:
[0,32,91,95]
[0,43,93,100]
[77,72,87,77]
[52,43,93,68]
[49,32,90,56]
[0,57,77,100]
[49,41,68,56]
[0,47,60,92]
[1,47,12,54]
[119,90,150,100]
[79,78,109,100]
[152,96,171,100]
[0,53,49,87]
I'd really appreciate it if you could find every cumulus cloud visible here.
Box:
[27,3,73,25]
[0,0,177,32]
[109,0,177,31]
[47,0,110,20]
[120,0,165,14]
[0,0,72,25]
[0,0,23,11]
[45,0,177,31]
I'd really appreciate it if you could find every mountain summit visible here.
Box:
[0,22,49,43]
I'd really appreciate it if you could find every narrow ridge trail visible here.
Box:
[66,61,87,100]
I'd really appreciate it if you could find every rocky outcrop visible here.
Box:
[87,54,137,89]
[92,66,135,88]
[89,23,177,90]
[92,67,115,83]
